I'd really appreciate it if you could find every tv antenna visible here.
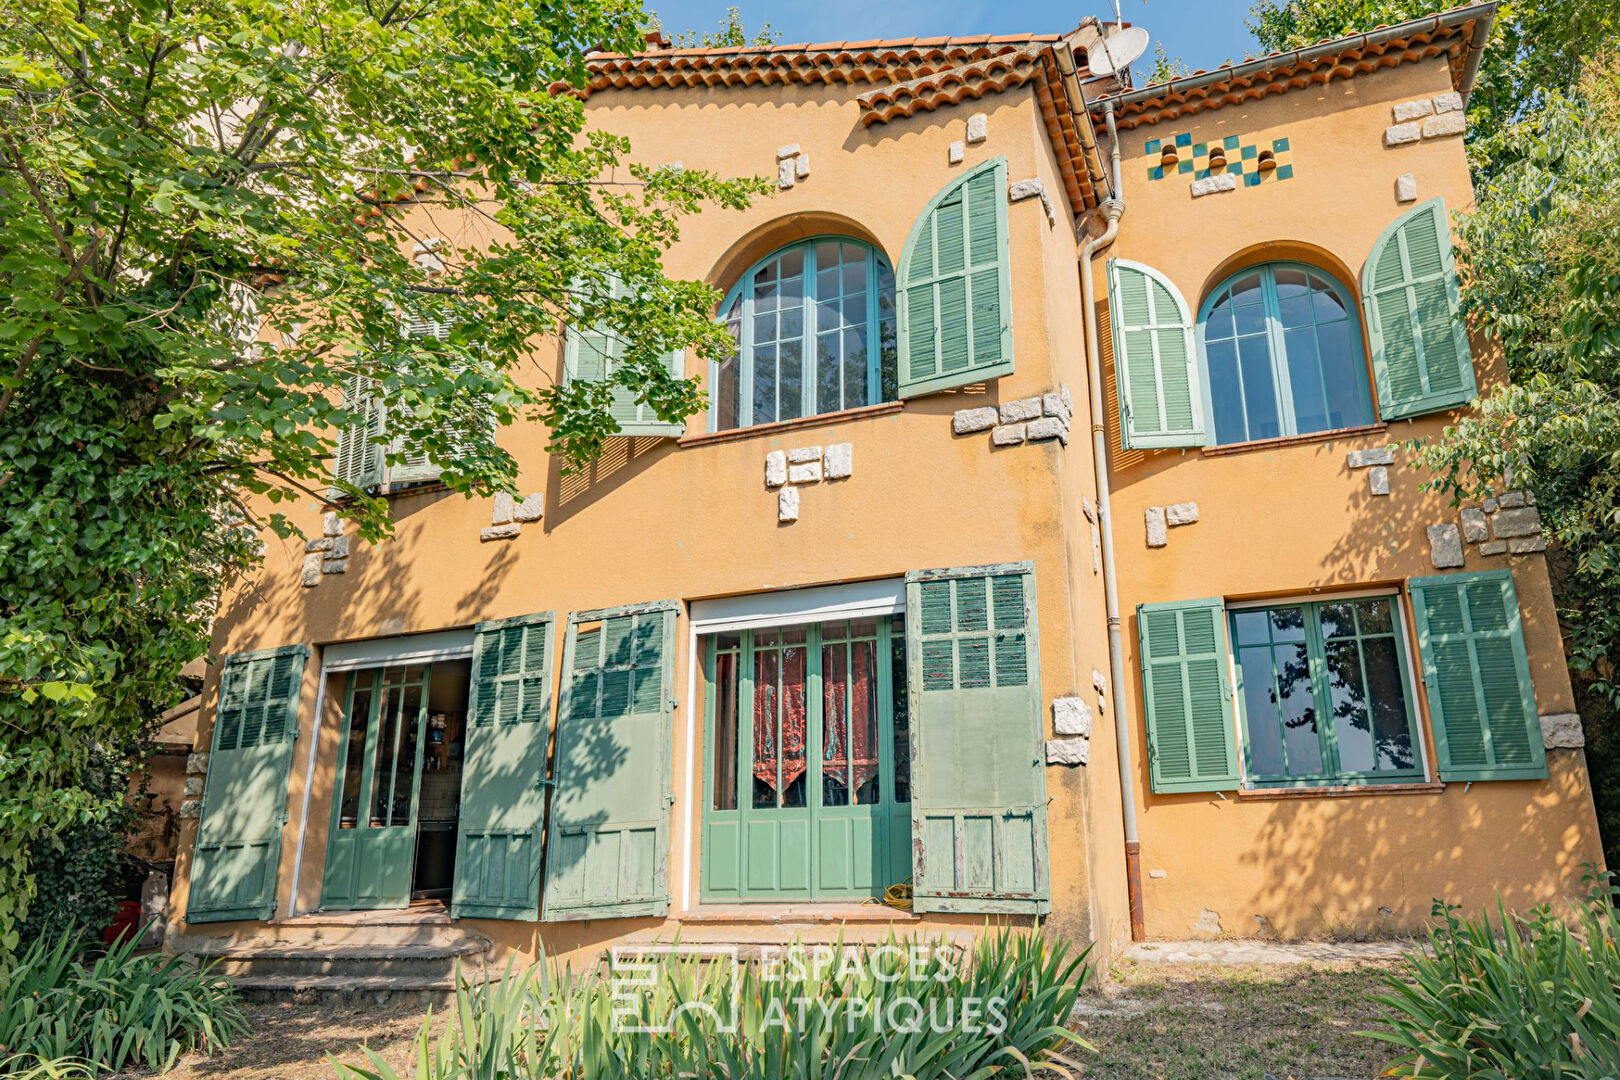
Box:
[1085,1,1150,81]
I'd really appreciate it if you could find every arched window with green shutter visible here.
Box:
[1108,259,1204,449]
[564,276,689,438]
[897,158,1014,398]
[1362,198,1477,420]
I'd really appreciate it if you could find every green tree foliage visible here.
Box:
[651,6,780,49]
[1143,43,1191,86]
[0,0,765,953]
[1247,0,1620,169]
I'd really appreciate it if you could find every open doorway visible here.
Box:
[413,660,469,900]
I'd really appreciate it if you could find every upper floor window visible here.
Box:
[1198,263,1372,446]
[711,238,897,432]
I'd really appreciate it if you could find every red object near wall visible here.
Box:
[103,900,142,946]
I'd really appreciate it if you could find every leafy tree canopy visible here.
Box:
[0,0,765,952]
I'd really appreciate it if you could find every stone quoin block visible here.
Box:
[1008,178,1046,202]
[1483,497,1500,513]
[1460,508,1489,543]
[966,112,988,143]
[1384,122,1422,146]
[778,486,800,523]
[1042,391,1070,421]
[1093,669,1108,696]
[999,397,1042,424]
[1026,417,1067,442]
[788,460,822,484]
[1491,506,1542,538]
[824,443,853,479]
[1045,738,1089,767]
[1191,173,1238,197]
[1392,98,1434,123]
[491,492,514,524]
[776,144,801,159]
[1053,697,1094,737]
[992,424,1027,446]
[184,776,204,797]
[1422,112,1466,139]
[480,523,520,541]
[953,407,998,434]
[1081,497,1096,523]
[777,158,796,189]
[301,553,323,587]
[948,141,965,165]
[1427,523,1465,568]
[1432,91,1464,114]
[1165,502,1199,527]
[179,800,202,820]
[765,450,787,488]
[1498,491,1527,509]
[1396,173,1418,203]
[1509,536,1548,554]
[795,154,810,179]
[1347,447,1396,468]
[1479,540,1508,556]
[1368,466,1391,496]
[327,536,350,559]
[305,537,333,553]
[322,558,348,574]
[1541,713,1585,749]
[514,493,545,522]
[1146,507,1168,549]
[323,512,343,537]
[788,446,822,464]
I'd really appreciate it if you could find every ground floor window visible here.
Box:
[703,615,910,901]
[1230,596,1419,786]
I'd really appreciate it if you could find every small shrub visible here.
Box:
[0,930,246,1075]
[1368,893,1620,1077]
[332,929,1092,1080]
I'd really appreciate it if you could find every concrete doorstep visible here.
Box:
[1125,938,1419,965]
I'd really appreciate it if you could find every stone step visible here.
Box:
[194,937,493,980]
[230,968,501,1006]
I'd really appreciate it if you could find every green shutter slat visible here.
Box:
[331,374,383,494]
[1411,570,1547,781]
[1108,258,1205,450]
[1362,198,1477,420]
[564,275,687,438]
[453,612,555,919]
[188,644,308,923]
[905,564,1049,914]
[897,158,1014,398]
[1138,597,1240,793]
[541,601,678,921]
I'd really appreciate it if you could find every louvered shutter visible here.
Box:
[1137,598,1241,793]
[389,317,453,485]
[897,158,1014,397]
[452,613,556,919]
[1108,259,1204,449]
[564,277,687,438]
[331,374,384,494]
[541,601,677,920]
[1362,198,1477,420]
[904,564,1050,914]
[1410,570,1547,781]
[188,645,309,923]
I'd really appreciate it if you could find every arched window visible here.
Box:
[1198,263,1372,446]
[712,238,897,431]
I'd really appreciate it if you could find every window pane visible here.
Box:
[1269,606,1307,643]
[817,332,842,414]
[370,684,401,826]
[1356,598,1393,635]
[822,640,850,807]
[1311,278,1348,320]
[779,340,804,420]
[1362,636,1415,771]
[1239,646,1286,775]
[1325,638,1374,774]
[843,327,868,409]
[1285,326,1329,434]
[890,616,910,804]
[712,648,738,811]
[716,304,741,431]
[1206,338,1247,444]
[753,347,777,424]
[1277,291,1313,329]
[1273,268,1310,299]
[780,643,807,808]
[1204,298,1237,341]
[1233,609,1272,646]
[1238,334,1280,440]
[752,648,779,808]
[1275,643,1323,776]
[1318,602,1357,639]
[338,683,371,829]
[1315,319,1372,429]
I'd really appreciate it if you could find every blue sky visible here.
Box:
[644,0,1263,77]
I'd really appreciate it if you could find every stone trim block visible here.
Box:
[323,512,343,537]
[1432,91,1464,114]
[1427,523,1464,568]
[824,443,853,480]
[788,445,822,464]
[1146,507,1168,549]
[1027,417,1066,442]
[179,800,202,820]
[1541,713,1584,749]
[301,553,323,587]
[778,158,796,189]
[305,537,333,553]
[953,407,998,434]
[795,154,811,179]
[1093,669,1108,696]
[1165,501,1199,527]
[966,112,988,144]
[1396,173,1418,203]
[992,424,1026,446]
[999,397,1042,424]
[788,460,822,484]
[1368,465,1390,496]
[1509,536,1548,554]
[1478,540,1507,556]
[1045,738,1089,766]
[1392,98,1434,122]
[765,450,787,488]
[1042,391,1071,421]
[1191,173,1237,197]
[491,491,514,525]
[948,140,965,165]
[1385,122,1422,146]
[778,486,800,523]
[1054,696,1093,737]
[322,558,348,574]
[514,493,545,522]
[1347,447,1395,468]
[1081,497,1096,523]
[328,536,351,559]
[186,753,209,775]
[1497,491,1526,509]
[184,776,204,797]
[1460,508,1489,543]
[480,523,521,541]
[1491,506,1541,538]
[776,144,801,159]
[1422,112,1466,139]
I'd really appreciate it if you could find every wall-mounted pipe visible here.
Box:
[1052,23,1112,202]
[1077,100,1144,942]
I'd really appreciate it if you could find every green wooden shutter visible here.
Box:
[1108,259,1204,449]
[897,158,1014,398]
[331,374,383,494]
[541,600,677,920]
[188,644,309,923]
[1362,198,1477,420]
[452,612,555,919]
[1410,570,1547,781]
[904,564,1049,914]
[389,317,454,485]
[1137,598,1241,793]
[564,277,687,438]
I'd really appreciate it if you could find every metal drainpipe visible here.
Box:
[1078,100,1145,942]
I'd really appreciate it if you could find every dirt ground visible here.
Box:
[156,959,1404,1080]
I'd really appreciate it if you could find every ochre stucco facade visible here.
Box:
[169,8,1604,977]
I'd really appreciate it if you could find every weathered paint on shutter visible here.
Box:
[1410,570,1547,781]
[452,613,555,919]
[1362,198,1477,420]
[331,374,383,494]
[390,318,454,485]
[897,158,1014,398]
[1137,598,1241,793]
[1108,259,1204,449]
[187,645,309,923]
[541,600,677,920]
[564,277,687,438]
[904,564,1049,914]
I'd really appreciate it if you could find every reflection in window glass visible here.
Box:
[1202,264,1373,445]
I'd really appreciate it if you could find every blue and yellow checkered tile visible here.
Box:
[1147,132,1295,186]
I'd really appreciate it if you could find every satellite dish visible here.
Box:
[1086,25,1150,78]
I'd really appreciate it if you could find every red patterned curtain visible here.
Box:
[822,639,879,793]
[753,645,807,790]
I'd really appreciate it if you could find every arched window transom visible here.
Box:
[712,238,897,431]
[1198,263,1372,446]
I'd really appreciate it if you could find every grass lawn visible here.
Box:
[158,959,1405,1080]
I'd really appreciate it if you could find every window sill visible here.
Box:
[1199,422,1387,458]
[676,902,921,924]
[678,401,905,449]
[1236,781,1443,802]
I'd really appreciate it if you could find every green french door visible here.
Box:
[702,616,910,901]
[321,664,431,910]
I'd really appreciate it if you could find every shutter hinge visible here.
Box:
[664,793,676,808]
[536,776,557,791]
